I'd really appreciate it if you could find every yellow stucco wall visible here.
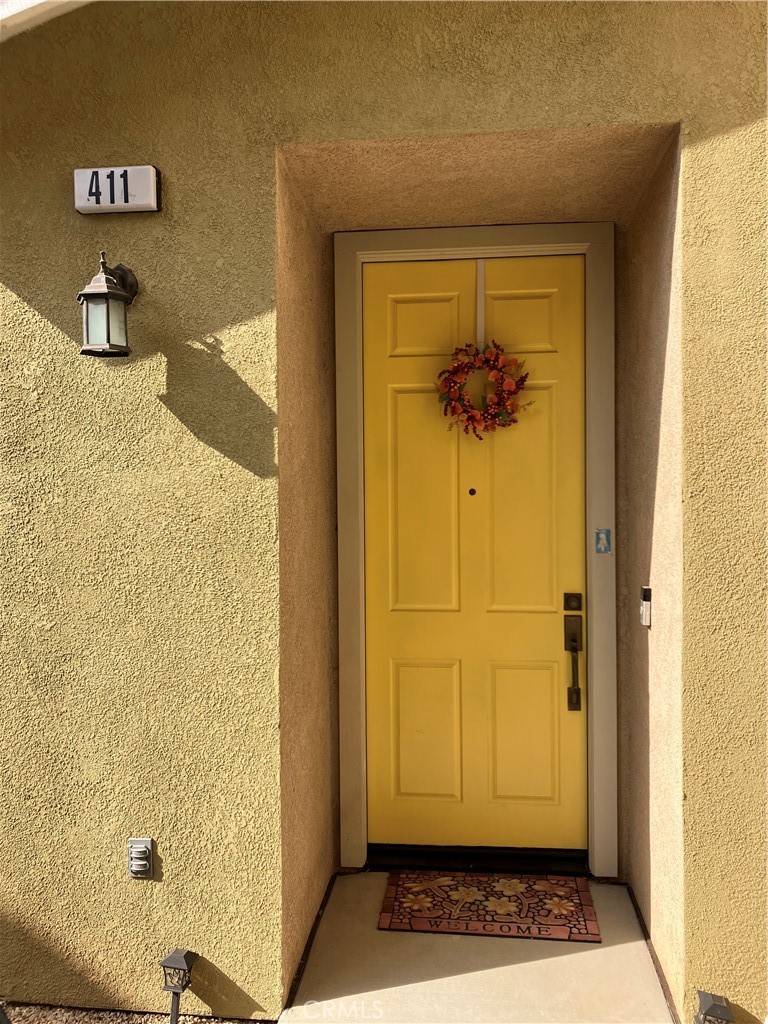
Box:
[276,165,338,993]
[0,2,765,1020]
[680,120,766,1023]
[617,137,685,1010]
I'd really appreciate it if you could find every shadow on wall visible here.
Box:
[728,1004,761,1024]
[0,239,279,478]
[149,844,164,883]
[615,131,682,952]
[0,144,280,479]
[157,335,277,478]
[190,956,265,1018]
[0,914,115,1010]
[0,914,266,1020]
[69,328,279,478]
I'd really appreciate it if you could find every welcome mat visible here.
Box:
[378,870,601,942]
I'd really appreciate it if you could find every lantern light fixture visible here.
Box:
[76,250,138,357]
[160,948,198,1024]
[695,991,734,1024]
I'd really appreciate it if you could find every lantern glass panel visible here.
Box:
[81,302,89,346]
[108,298,128,349]
[163,966,188,992]
[88,296,108,347]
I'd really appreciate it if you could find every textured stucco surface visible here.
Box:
[0,173,283,1020]
[278,125,677,232]
[276,163,338,996]
[0,2,765,1021]
[680,120,766,1023]
[617,138,684,1009]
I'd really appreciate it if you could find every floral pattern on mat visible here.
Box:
[378,870,601,942]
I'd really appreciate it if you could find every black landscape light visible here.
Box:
[695,991,734,1024]
[160,948,198,1024]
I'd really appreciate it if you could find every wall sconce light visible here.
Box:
[160,948,198,1024]
[695,991,734,1024]
[76,250,138,357]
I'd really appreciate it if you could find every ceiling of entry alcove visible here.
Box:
[278,124,678,232]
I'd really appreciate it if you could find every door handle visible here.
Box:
[567,639,581,711]
[564,614,583,711]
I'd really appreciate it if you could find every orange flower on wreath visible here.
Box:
[437,341,531,439]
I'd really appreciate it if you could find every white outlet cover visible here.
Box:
[127,836,154,878]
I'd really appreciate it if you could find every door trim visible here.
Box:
[334,223,617,877]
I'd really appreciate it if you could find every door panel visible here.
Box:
[389,386,459,610]
[487,381,556,611]
[364,255,586,848]
[490,662,559,801]
[393,660,462,799]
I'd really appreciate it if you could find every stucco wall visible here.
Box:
[276,161,339,998]
[680,119,766,1024]
[0,161,284,1017]
[0,2,765,1020]
[617,138,684,1009]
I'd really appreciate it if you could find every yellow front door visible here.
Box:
[363,254,587,849]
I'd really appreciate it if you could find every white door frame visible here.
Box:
[334,223,617,877]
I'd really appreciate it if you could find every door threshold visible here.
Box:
[366,843,590,876]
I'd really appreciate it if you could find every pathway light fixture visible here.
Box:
[160,948,198,1024]
[695,991,734,1024]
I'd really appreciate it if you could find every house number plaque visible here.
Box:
[74,165,160,214]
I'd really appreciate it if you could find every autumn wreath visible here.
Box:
[437,341,531,439]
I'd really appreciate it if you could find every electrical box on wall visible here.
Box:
[127,837,154,878]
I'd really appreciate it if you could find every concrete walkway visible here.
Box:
[280,873,673,1024]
